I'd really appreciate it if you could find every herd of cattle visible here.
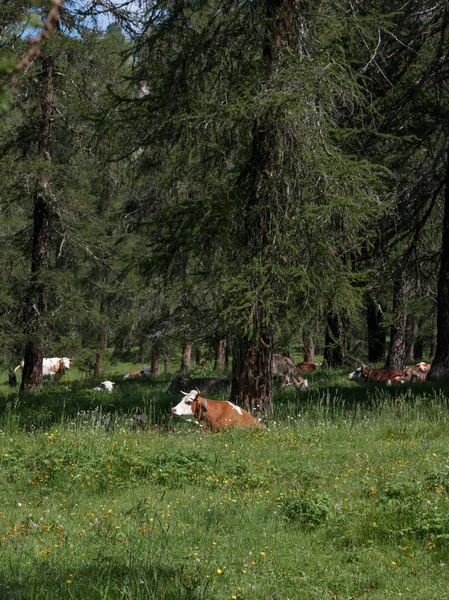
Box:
[8,355,433,431]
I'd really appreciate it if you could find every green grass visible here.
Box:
[0,367,449,599]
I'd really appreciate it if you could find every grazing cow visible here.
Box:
[171,389,263,431]
[272,354,309,390]
[123,366,151,380]
[166,375,231,395]
[15,357,73,383]
[349,365,403,385]
[93,380,115,392]
[297,361,320,371]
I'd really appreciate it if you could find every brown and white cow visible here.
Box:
[171,390,263,431]
[401,362,432,383]
[15,357,73,384]
[123,366,151,380]
[272,354,309,390]
[349,365,403,385]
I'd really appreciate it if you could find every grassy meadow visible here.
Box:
[0,365,449,599]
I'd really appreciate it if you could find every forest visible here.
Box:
[1,0,449,411]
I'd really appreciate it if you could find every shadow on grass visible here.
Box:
[0,559,206,600]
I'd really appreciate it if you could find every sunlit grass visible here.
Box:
[0,366,448,598]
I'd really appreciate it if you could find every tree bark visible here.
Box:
[385,274,408,370]
[404,316,415,361]
[429,149,449,381]
[302,335,315,363]
[366,296,386,363]
[180,343,191,374]
[150,342,160,375]
[21,54,55,392]
[230,321,273,414]
[94,322,107,377]
[323,309,344,368]
[214,337,227,371]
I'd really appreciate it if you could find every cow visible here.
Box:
[166,375,231,395]
[93,380,115,392]
[15,357,73,384]
[272,354,309,390]
[171,389,263,431]
[349,365,403,385]
[387,362,432,385]
[297,361,320,371]
[123,366,151,380]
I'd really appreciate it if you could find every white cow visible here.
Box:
[15,357,73,383]
[93,380,115,392]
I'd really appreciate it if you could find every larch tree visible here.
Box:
[120,0,384,413]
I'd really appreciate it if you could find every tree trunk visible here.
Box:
[302,335,315,363]
[404,316,415,361]
[414,318,424,361]
[385,274,408,370]
[429,150,449,381]
[366,296,386,363]
[230,321,273,414]
[214,337,227,371]
[150,342,160,375]
[21,54,55,392]
[180,343,191,374]
[323,309,344,368]
[94,322,107,377]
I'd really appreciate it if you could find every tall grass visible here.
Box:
[0,367,448,599]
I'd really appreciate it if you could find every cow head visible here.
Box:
[61,357,73,370]
[348,365,369,381]
[171,389,206,422]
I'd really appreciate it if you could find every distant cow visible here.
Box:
[93,380,115,392]
[349,365,403,385]
[171,389,263,431]
[297,361,320,371]
[15,357,73,384]
[272,354,309,390]
[167,375,231,395]
[123,366,151,380]
[388,362,432,385]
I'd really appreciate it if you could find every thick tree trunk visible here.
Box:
[323,309,344,368]
[94,322,107,377]
[366,296,386,363]
[429,151,449,381]
[230,320,273,414]
[180,343,191,374]
[214,337,227,371]
[404,316,415,361]
[302,335,315,363]
[414,318,424,361]
[385,274,408,370]
[21,55,55,392]
[150,342,160,375]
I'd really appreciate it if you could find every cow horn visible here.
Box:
[181,390,188,395]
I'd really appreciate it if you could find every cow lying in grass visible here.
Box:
[348,365,403,386]
[171,390,263,431]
